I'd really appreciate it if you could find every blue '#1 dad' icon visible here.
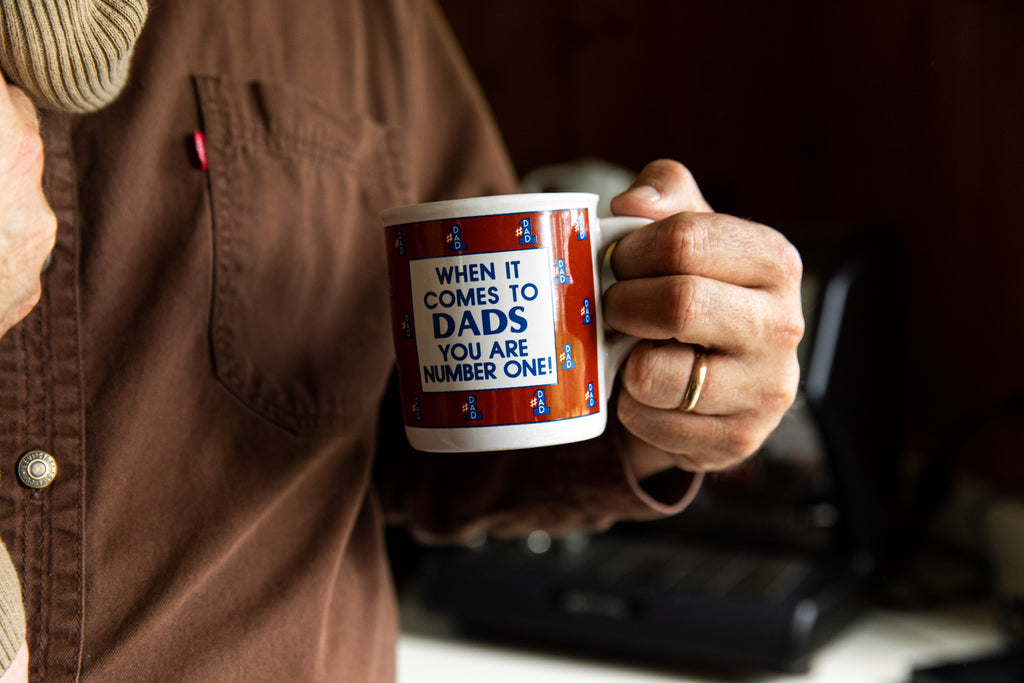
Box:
[581,298,593,324]
[574,211,588,240]
[517,218,538,245]
[531,389,551,416]
[555,258,572,284]
[560,344,576,370]
[447,223,467,252]
[463,395,483,421]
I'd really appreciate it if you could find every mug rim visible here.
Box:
[380,192,599,227]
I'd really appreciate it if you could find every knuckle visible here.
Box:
[22,204,58,264]
[759,361,801,413]
[39,204,58,241]
[780,360,802,405]
[1,132,45,189]
[662,214,710,274]
[721,421,765,463]
[778,239,804,284]
[24,282,42,310]
[776,308,805,349]
[13,128,45,177]
[12,281,42,323]
[653,159,697,190]
[622,344,665,401]
[667,276,708,333]
[615,390,645,429]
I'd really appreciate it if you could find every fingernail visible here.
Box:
[626,183,661,202]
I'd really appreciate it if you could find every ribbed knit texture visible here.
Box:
[0,0,148,112]
[0,540,25,675]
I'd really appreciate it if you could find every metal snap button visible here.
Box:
[18,450,57,489]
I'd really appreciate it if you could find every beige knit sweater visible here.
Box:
[0,541,23,675]
[0,0,148,112]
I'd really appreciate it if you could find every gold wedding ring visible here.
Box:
[603,240,619,270]
[679,347,708,412]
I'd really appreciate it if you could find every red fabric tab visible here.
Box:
[192,130,209,171]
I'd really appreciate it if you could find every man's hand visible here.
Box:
[0,82,57,338]
[0,643,27,683]
[605,160,804,475]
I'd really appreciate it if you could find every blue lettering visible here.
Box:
[457,310,481,336]
[508,306,528,333]
[434,262,495,284]
[432,312,454,338]
[422,363,497,384]
[482,309,507,335]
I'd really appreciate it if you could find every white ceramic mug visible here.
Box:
[381,193,646,452]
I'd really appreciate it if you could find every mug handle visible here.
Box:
[595,215,651,402]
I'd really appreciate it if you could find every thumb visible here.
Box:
[610,159,713,220]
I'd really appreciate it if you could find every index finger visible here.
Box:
[610,211,803,292]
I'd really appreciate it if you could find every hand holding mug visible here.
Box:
[381,159,803,469]
[606,160,804,475]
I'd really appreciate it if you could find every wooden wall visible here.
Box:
[438,0,1024,484]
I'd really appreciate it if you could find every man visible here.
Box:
[0,0,802,680]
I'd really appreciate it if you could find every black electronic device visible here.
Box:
[910,646,1024,683]
[410,229,905,673]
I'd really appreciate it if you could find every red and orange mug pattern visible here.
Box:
[384,207,601,430]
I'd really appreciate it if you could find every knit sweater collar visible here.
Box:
[0,0,148,112]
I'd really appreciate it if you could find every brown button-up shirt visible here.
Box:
[0,1,698,680]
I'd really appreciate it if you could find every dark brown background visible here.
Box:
[437,0,1024,488]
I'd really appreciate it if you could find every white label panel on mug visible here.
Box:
[409,248,557,393]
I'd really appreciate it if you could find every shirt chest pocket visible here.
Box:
[194,75,406,435]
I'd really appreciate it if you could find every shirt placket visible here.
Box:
[0,114,87,683]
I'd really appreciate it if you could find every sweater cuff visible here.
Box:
[622,454,704,516]
[0,540,25,675]
[555,427,704,533]
[0,0,149,112]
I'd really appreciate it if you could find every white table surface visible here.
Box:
[398,602,1010,683]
